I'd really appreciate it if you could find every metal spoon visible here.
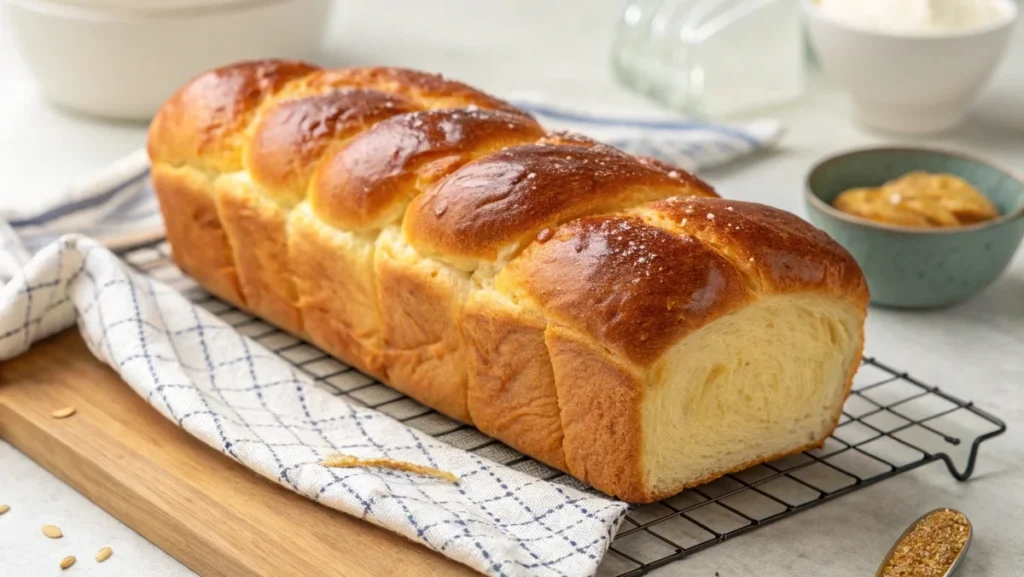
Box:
[875,508,972,577]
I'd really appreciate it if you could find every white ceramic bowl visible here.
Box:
[5,0,332,121]
[42,0,266,9]
[803,0,1018,134]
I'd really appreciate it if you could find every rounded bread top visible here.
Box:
[403,141,717,267]
[311,108,545,230]
[147,60,525,177]
[644,196,868,302]
[501,214,753,366]
[500,197,868,366]
[148,59,318,173]
[246,89,422,206]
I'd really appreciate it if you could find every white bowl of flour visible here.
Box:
[804,0,1018,134]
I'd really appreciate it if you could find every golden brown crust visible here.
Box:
[150,166,245,307]
[149,61,531,383]
[287,67,524,115]
[504,215,754,366]
[215,180,304,335]
[538,131,715,195]
[461,302,567,471]
[645,196,869,307]
[246,89,422,206]
[375,252,472,423]
[287,210,386,379]
[545,326,646,501]
[311,109,544,231]
[403,143,718,264]
[147,59,319,173]
[535,131,603,148]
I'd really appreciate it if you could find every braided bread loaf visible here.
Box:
[147,60,868,503]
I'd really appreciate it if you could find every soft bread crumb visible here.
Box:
[321,455,458,483]
[642,293,861,495]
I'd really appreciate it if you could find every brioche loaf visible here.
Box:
[147,60,868,503]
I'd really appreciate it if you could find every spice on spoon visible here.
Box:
[879,509,971,577]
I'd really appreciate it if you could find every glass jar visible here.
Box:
[611,0,806,117]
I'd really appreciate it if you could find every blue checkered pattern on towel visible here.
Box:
[0,235,629,577]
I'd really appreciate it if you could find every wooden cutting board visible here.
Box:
[0,330,476,577]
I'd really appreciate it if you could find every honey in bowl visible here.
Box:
[833,171,999,228]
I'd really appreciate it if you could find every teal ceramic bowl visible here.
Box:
[805,148,1024,308]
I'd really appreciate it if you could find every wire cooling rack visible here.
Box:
[121,240,1007,577]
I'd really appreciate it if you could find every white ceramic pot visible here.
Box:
[803,0,1018,135]
[5,0,333,121]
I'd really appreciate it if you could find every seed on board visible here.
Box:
[51,407,77,419]
[95,546,113,563]
[0,504,10,515]
[60,555,76,569]
[42,524,63,538]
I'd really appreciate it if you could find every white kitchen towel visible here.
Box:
[0,234,629,577]
[2,103,783,257]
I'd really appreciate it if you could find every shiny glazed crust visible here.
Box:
[148,60,868,502]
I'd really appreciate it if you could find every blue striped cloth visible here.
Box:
[2,150,159,259]
[1,104,782,274]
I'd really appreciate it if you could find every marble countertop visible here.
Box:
[1,1,1022,575]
